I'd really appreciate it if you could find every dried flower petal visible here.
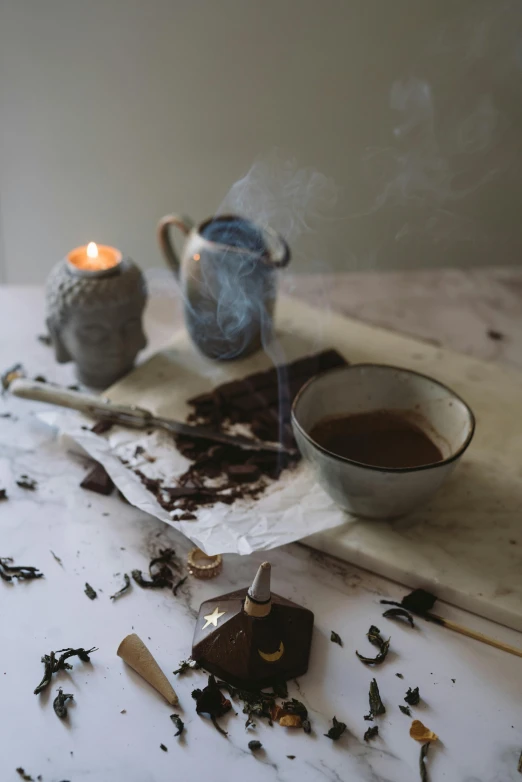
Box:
[279,714,302,728]
[410,719,438,743]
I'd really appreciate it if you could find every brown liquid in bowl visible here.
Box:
[309,410,443,469]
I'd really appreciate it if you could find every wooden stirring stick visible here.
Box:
[423,612,522,658]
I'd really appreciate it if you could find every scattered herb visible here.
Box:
[2,363,25,390]
[419,742,430,782]
[194,674,232,736]
[487,329,504,341]
[381,588,437,616]
[245,714,255,730]
[110,574,131,601]
[160,744,168,752]
[174,658,201,676]
[173,576,188,595]
[16,476,37,491]
[451,678,456,684]
[399,705,412,717]
[383,607,414,628]
[271,680,288,698]
[191,688,203,700]
[0,557,43,582]
[50,551,63,567]
[132,548,182,592]
[0,489,7,501]
[330,630,343,646]
[303,719,312,734]
[356,626,390,665]
[365,678,386,720]
[34,647,97,695]
[410,720,438,743]
[84,583,97,600]
[518,750,522,773]
[287,755,296,759]
[248,740,263,752]
[53,688,74,719]
[405,686,420,706]
[396,673,404,678]
[38,333,52,345]
[364,725,379,742]
[324,716,347,741]
[16,769,34,781]
[170,713,184,737]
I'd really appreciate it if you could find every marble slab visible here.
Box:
[107,295,522,632]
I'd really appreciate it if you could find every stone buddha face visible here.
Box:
[46,260,147,388]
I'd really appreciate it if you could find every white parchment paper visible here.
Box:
[38,319,348,555]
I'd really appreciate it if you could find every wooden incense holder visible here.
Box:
[192,562,314,689]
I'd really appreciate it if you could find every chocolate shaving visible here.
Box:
[133,350,347,514]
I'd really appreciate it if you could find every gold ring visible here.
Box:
[187,548,223,579]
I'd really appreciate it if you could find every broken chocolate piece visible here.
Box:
[80,463,114,495]
[227,464,261,483]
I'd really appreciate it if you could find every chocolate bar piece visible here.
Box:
[134,349,348,515]
[80,463,114,495]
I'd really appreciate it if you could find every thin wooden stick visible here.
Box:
[425,612,522,658]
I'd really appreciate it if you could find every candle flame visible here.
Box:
[86,241,99,259]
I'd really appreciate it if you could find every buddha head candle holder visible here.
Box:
[45,242,148,388]
[192,561,314,689]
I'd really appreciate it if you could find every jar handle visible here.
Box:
[157,214,194,278]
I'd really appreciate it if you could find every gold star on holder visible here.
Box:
[202,606,226,630]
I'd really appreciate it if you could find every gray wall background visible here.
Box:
[1,0,522,284]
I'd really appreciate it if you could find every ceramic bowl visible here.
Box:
[291,364,475,520]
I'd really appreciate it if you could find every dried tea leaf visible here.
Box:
[0,558,43,581]
[50,551,63,567]
[367,625,383,647]
[173,576,188,596]
[396,673,404,678]
[16,769,34,781]
[174,658,200,676]
[271,680,288,699]
[170,713,184,737]
[16,476,37,491]
[248,740,263,751]
[405,687,420,706]
[365,678,386,720]
[399,705,412,717]
[110,574,131,601]
[364,725,379,742]
[410,719,438,743]
[160,744,168,752]
[381,588,437,616]
[34,647,97,695]
[194,675,231,736]
[330,630,343,646]
[132,548,181,590]
[84,583,97,600]
[279,714,302,728]
[324,716,347,741]
[356,626,391,665]
[53,688,74,719]
[419,742,430,782]
[383,607,415,628]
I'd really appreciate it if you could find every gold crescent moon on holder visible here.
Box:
[258,641,285,663]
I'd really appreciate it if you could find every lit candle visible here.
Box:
[67,241,122,273]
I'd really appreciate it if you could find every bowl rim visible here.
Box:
[291,362,476,474]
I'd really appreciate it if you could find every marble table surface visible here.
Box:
[1,268,522,782]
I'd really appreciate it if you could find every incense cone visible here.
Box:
[117,633,178,705]
[244,561,272,617]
